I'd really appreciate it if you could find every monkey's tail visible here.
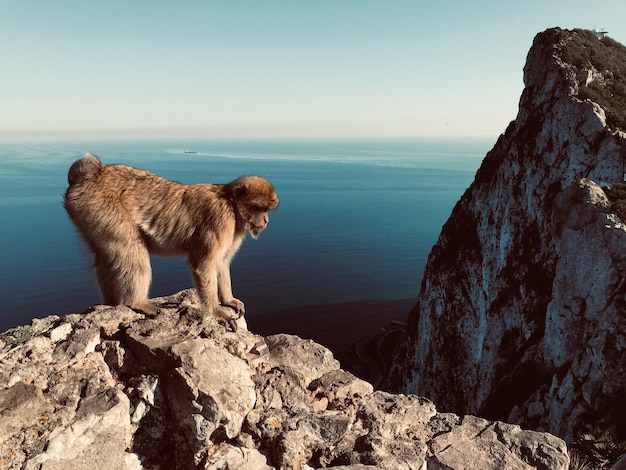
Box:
[68,152,103,185]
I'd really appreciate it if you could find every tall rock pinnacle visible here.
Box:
[387,27,626,441]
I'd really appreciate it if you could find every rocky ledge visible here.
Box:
[0,290,568,469]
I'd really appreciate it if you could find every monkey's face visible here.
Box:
[241,193,279,239]
[247,209,270,239]
[229,175,279,239]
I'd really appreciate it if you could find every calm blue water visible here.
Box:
[0,138,489,332]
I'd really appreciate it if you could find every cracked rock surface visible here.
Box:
[0,289,569,469]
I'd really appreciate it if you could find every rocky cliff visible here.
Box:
[387,27,626,443]
[0,289,568,469]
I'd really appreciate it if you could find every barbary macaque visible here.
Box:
[64,152,279,321]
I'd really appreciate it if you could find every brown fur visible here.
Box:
[64,152,279,320]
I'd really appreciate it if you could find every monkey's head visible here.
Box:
[228,176,279,239]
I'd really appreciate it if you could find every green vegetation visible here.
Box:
[557,28,626,131]
[569,432,626,469]
[602,183,626,222]
[9,325,31,344]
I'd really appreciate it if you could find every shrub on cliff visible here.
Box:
[557,28,626,131]
[602,183,626,222]
[569,432,626,469]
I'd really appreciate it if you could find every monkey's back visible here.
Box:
[65,158,236,255]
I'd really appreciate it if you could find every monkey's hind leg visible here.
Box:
[94,236,157,317]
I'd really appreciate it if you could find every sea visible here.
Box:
[0,137,490,334]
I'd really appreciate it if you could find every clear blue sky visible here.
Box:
[2,0,625,139]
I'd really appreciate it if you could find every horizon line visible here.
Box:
[0,129,501,143]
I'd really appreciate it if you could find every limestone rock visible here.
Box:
[202,443,274,470]
[429,416,567,470]
[387,27,626,443]
[166,337,256,449]
[0,288,569,469]
[24,388,134,470]
[0,382,54,442]
[265,333,341,385]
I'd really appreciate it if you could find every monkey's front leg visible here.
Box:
[189,254,240,322]
[215,237,245,318]
[217,258,245,318]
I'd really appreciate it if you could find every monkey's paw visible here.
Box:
[216,305,242,320]
[218,317,239,332]
[130,302,160,318]
[212,305,241,332]
[220,298,245,318]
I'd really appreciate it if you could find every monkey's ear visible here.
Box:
[229,179,249,199]
[235,183,249,198]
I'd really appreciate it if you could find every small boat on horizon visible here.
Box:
[184,150,198,154]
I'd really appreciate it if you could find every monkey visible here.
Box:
[64,152,279,322]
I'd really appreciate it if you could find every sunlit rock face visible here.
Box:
[0,289,569,469]
[387,27,626,441]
